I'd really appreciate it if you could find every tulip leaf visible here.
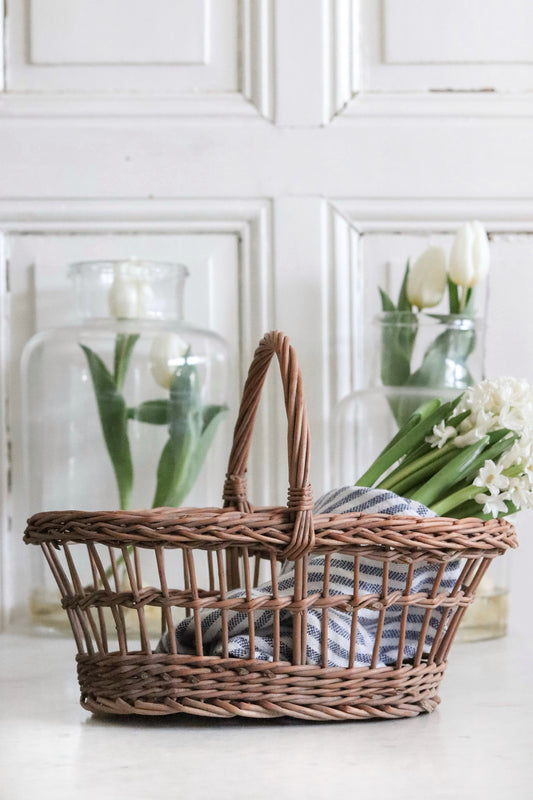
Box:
[388,317,476,423]
[408,318,476,389]
[462,286,475,316]
[379,288,396,312]
[447,277,460,314]
[379,309,418,424]
[152,359,202,508]
[152,431,196,508]
[80,344,133,509]
[129,399,170,425]
[114,333,139,391]
[397,260,412,312]
[152,357,228,508]
[176,404,228,501]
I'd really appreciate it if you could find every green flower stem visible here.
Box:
[409,436,489,507]
[382,447,459,496]
[444,499,485,519]
[431,485,481,516]
[461,433,519,485]
[378,440,456,491]
[356,397,461,488]
[378,400,437,456]
[387,411,471,482]
[398,441,431,468]
[503,465,524,478]
[447,410,471,429]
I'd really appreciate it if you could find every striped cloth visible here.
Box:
[157,487,460,667]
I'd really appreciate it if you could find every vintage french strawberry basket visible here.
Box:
[23,331,517,721]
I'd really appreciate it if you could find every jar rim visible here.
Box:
[68,260,190,279]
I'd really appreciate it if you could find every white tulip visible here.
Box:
[406,246,447,309]
[449,221,490,288]
[150,333,189,390]
[108,263,154,319]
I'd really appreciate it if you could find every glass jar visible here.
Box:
[333,313,509,641]
[22,260,230,633]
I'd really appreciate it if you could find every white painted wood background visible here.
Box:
[1,0,533,631]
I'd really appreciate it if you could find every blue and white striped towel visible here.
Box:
[157,487,460,667]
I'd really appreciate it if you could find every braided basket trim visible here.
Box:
[24,506,518,561]
[77,653,446,720]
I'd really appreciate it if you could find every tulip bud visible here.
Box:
[406,246,447,309]
[150,333,189,390]
[449,221,490,288]
[108,263,154,319]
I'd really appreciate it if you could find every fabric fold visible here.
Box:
[157,487,461,667]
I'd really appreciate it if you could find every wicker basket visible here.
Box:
[24,331,517,721]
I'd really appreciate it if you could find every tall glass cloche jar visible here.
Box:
[22,260,230,633]
[333,313,510,642]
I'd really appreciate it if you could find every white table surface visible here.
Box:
[0,630,532,800]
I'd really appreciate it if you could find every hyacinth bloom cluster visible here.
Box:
[356,376,533,519]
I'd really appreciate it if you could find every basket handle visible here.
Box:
[223,330,315,561]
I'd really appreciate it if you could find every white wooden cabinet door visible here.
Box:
[1,0,533,630]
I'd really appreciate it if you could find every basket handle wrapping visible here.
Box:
[223,330,315,560]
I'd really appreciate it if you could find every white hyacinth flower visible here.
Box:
[473,460,510,496]
[406,246,447,309]
[108,262,154,319]
[426,420,457,449]
[456,377,533,444]
[150,332,189,390]
[449,221,490,289]
[451,376,533,513]
[475,492,510,518]
[507,477,533,510]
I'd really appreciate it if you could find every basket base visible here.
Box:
[77,653,446,721]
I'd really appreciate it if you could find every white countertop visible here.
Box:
[1,631,532,800]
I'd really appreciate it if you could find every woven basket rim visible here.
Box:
[24,504,518,562]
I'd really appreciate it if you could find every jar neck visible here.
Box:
[69,260,189,321]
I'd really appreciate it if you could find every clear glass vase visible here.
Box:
[333,313,509,642]
[22,260,230,634]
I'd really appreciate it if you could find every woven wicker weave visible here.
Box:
[24,331,517,720]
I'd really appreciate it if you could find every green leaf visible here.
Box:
[176,404,228,501]
[356,396,461,488]
[201,403,228,434]
[410,436,490,507]
[152,429,196,508]
[129,399,170,424]
[391,317,476,423]
[378,308,419,424]
[462,286,475,317]
[447,277,460,314]
[152,360,202,507]
[379,288,396,312]
[407,324,476,389]
[80,344,133,509]
[380,312,418,388]
[379,438,457,493]
[378,264,417,410]
[113,333,139,391]
[397,260,412,311]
